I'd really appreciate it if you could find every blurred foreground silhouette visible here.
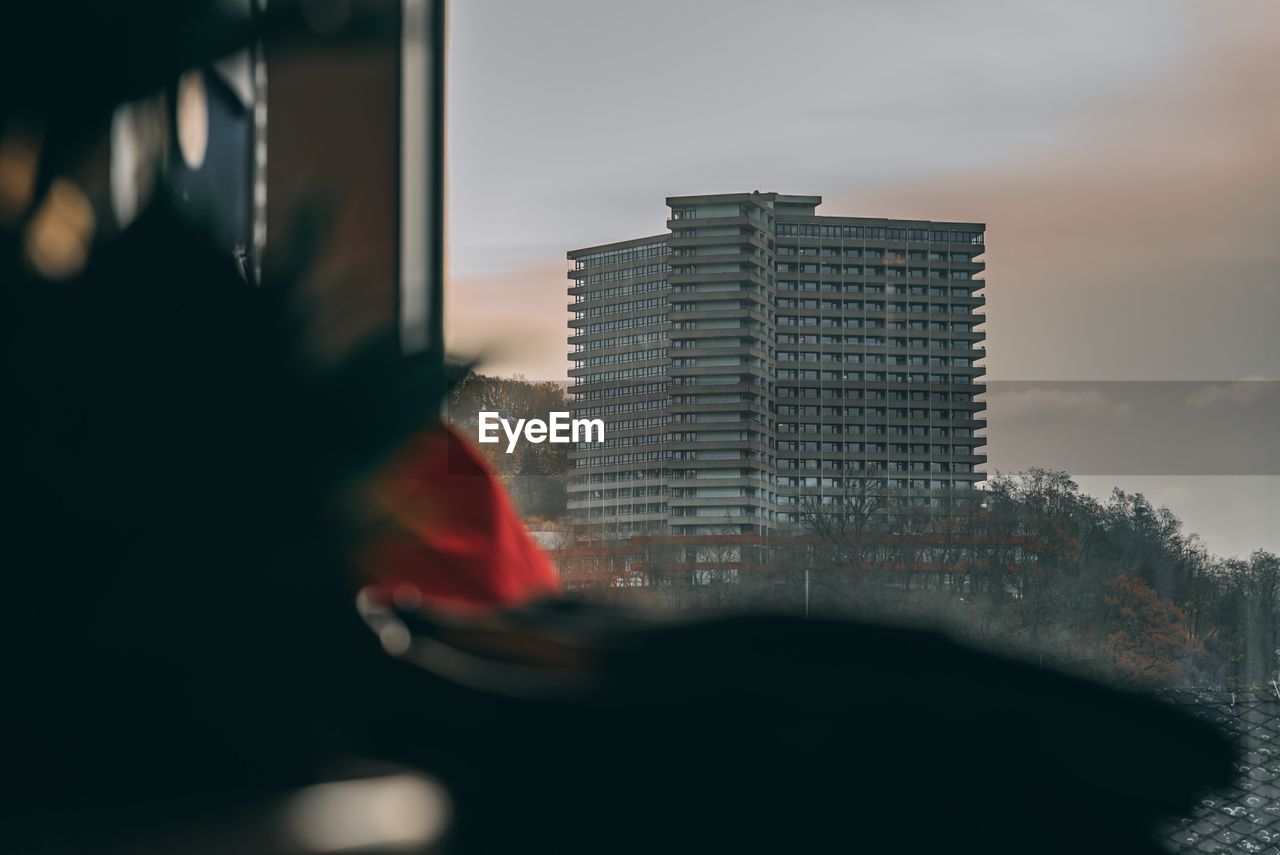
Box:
[1,3,1235,853]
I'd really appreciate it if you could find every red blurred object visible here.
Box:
[359,425,561,612]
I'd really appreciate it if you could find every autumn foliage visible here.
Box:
[1102,575,1203,686]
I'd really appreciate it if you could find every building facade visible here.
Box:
[567,192,986,539]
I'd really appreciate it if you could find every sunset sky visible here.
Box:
[444,0,1279,557]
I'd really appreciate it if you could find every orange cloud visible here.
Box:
[834,12,1280,382]
[446,260,572,380]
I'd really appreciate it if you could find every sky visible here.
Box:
[443,0,1280,558]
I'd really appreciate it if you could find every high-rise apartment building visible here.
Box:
[567,192,986,539]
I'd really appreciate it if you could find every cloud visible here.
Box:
[1184,377,1278,410]
[833,6,1280,384]
[990,386,1134,425]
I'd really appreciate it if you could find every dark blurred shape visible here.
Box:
[1,3,449,852]
[255,0,444,364]
[356,594,1236,855]
[168,64,253,264]
[264,0,405,363]
[0,2,1236,855]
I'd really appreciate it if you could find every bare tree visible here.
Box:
[793,477,886,573]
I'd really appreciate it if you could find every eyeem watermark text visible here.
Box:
[477,412,604,453]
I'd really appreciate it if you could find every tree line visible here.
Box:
[782,468,1279,689]
[564,469,1278,690]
